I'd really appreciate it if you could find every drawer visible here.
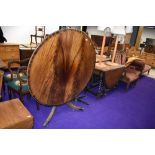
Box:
[0,50,20,60]
[5,46,18,52]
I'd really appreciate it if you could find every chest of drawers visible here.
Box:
[0,43,20,68]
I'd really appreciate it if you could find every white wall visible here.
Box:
[1,26,103,44]
[1,26,59,44]
[87,26,103,37]
[3,26,142,44]
[141,28,155,43]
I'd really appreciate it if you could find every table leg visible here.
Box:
[43,106,57,127]
[67,102,84,111]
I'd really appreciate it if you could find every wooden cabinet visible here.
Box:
[140,52,155,68]
[127,49,155,68]
[144,38,155,54]
[0,43,20,68]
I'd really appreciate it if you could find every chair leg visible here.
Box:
[12,91,16,98]
[0,96,2,102]
[35,36,37,45]
[2,81,5,97]
[26,94,31,101]
[8,87,12,99]
[126,83,130,91]
[30,35,32,45]
[19,93,24,104]
[36,101,40,110]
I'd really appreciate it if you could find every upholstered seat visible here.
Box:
[123,72,139,82]
[121,65,141,90]
[7,79,29,92]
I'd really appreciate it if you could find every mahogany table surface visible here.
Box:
[28,29,96,106]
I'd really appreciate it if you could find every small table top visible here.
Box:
[95,61,125,72]
[0,43,19,46]
[20,44,37,50]
[96,54,111,62]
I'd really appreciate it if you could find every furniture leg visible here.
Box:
[8,87,12,99]
[30,35,32,45]
[126,83,130,91]
[2,80,5,97]
[12,91,16,98]
[35,36,37,45]
[19,93,24,104]
[0,96,2,101]
[43,106,57,127]
[26,94,31,101]
[36,101,40,110]
[97,72,105,98]
[67,102,84,111]
[75,95,89,105]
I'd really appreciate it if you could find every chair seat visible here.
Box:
[7,79,29,92]
[142,64,151,73]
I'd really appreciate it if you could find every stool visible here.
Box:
[0,99,33,129]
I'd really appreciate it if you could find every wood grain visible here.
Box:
[0,99,33,129]
[95,62,124,89]
[28,29,96,106]
[0,44,20,68]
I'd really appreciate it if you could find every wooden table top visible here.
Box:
[28,29,96,106]
[0,43,19,46]
[20,44,37,49]
[95,61,124,72]
[96,54,111,62]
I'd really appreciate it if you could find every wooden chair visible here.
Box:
[4,59,39,110]
[121,65,141,90]
[30,26,45,45]
[7,66,29,103]
[114,50,140,90]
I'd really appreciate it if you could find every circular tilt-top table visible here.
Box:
[28,29,96,126]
